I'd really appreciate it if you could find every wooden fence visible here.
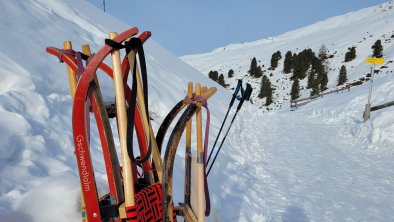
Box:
[290,85,351,109]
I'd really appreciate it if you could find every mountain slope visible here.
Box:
[0,0,234,221]
[1,1,394,222]
[182,2,394,110]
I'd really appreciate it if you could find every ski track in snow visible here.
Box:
[208,101,394,221]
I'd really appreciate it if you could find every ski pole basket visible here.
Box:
[46,27,216,222]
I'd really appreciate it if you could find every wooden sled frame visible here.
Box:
[47,27,160,222]
[47,27,217,222]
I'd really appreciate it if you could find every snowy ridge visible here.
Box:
[1,0,394,221]
[182,2,394,110]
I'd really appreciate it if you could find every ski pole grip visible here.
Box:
[229,79,243,107]
[236,84,252,111]
[244,83,253,101]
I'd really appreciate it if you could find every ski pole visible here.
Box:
[207,79,243,165]
[207,83,252,176]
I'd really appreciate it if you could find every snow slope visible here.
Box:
[1,1,394,222]
[182,2,394,110]
[0,0,231,221]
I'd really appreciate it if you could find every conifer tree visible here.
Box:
[310,81,320,96]
[258,75,273,106]
[350,46,356,59]
[292,49,315,79]
[258,75,268,99]
[320,72,328,91]
[372,39,383,58]
[290,79,300,100]
[307,70,315,89]
[292,54,307,79]
[260,76,272,104]
[265,83,273,106]
[248,57,259,77]
[312,56,324,75]
[270,51,282,69]
[338,65,348,86]
[309,70,321,96]
[310,70,321,96]
[208,70,219,82]
[283,51,293,74]
[218,74,226,87]
[345,46,356,62]
[228,69,234,78]
[256,66,263,78]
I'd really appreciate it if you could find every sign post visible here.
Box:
[363,57,385,121]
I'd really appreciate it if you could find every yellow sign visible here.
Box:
[366,57,385,65]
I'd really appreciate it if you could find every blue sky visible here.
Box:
[87,0,387,56]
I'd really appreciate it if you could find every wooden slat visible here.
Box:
[109,32,135,207]
[195,83,205,222]
[63,41,78,101]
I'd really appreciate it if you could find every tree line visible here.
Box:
[208,39,384,106]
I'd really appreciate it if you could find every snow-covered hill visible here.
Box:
[0,0,231,221]
[182,2,394,110]
[1,1,394,222]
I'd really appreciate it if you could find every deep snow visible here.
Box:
[0,0,394,222]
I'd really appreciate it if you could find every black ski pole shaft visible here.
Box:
[207,84,252,176]
[207,80,242,165]
[207,110,238,175]
[206,106,230,165]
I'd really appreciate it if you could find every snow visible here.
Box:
[1,0,394,222]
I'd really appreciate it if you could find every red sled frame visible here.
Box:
[46,27,153,222]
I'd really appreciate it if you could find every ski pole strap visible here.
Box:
[236,83,253,111]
